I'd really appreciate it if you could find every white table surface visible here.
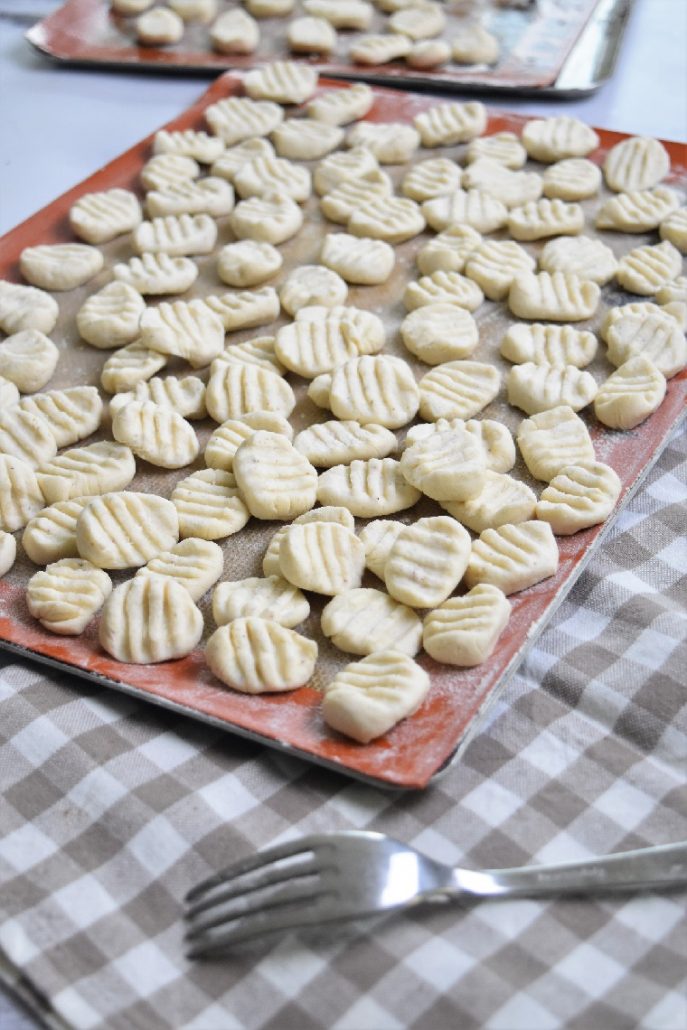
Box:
[0,1,685,1026]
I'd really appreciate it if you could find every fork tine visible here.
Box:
[185,888,334,959]
[185,855,321,921]
[185,836,319,904]
[185,880,329,955]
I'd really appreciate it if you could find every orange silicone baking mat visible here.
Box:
[28,0,604,91]
[0,74,685,789]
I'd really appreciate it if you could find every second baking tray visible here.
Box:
[26,0,634,96]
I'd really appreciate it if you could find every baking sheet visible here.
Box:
[1,73,685,790]
[25,0,634,96]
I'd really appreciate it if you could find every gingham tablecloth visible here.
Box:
[0,425,685,1030]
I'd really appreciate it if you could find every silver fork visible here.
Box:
[184,831,687,958]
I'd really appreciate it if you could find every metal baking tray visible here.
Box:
[25,0,634,96]
[1,74,685,789]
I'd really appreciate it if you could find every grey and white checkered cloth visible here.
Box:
[1,426,685,1030]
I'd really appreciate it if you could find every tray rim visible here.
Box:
[1,72,685,791]
[24,0,635,97]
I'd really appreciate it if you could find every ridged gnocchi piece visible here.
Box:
[317,458,421,517]
[140,299,225,368]
[294,420,396,467]
[400,425,486,502]
[507,363,597,415]
[172,469,249,539]
[100,344,167,394]
[37,441,136,503]
[287,15,337,53]
[401,304,478,364]
[135,538,223,601]
[205,287,280,332]
[349,33,412,65]
[234,156,311,202]
[500,323,598,368]
[320,233,395,285]
[217,240,282,288]
[404,270,484,313]
[522,117,599,162]
[100,575,203,664]
[462,159,542,208]
[465,520,559,595]
[213,575,309,628]
[110,375,206,421]
[441,471,537,533]
[133,214,218,256]
[508,198,584,241]
[276,317,366,378]
[77,282,145,350]
[615,241,682,295]
[206,364,295,422]
[113,253,199,295]
[401,158,462,201]
[539,236,617,286]
[0,282,59,336]
[146,177,235,218]
[279,521,365,595]
[418,361,501,421]
[314,147,379,195]
[20,243,103,291]
[0,530,16,577]
[280,265,347,316]
[384,515,471,608]
[348,195,425,244]
[516,406,595,483]
[153,129,225,163]
[136,7,184,44]
[21,497,92,564]
[205,411,292,470]
[466,132,526,169]
[205,96,282,145]
[329,355,419,429]
[464,240,535,300]
[536,462,622,535]
[230,193,304,245]
[542,158,602,200]
[600,301,684,340]
[272,118,344,160]
[508,271,600,322]
[605,312,687,378]
[261,505,354,576]
[27,558,112,635]
[593,356,667,430]
[320,171,393,223]
[389,1,444,38]
[69,188,142,244]
[112,400,199,469]
[322,650,430,743]
[660,208,687,252]
[306,82,373,125]
[0,454,45,532]
[414,101,487,147]
[422,584,511,667]
[402,417,516,474]
[358,519,403,580]
[603,136,670,193]
[209,8,259,53]
[0,330,59,393]
[244,59,318,104]
[322,587,422,657]
[234,431,317,520]
[17,386,102,448]
[346,121,420,164]
[0,408,57,469]
[452,23,499,63]
[595,187,682,233]
[140,152,200,192]
[76,492,179,569]
[297,304,386,351]
[207,617,317,693]
[422,189,508,234]
[416,225,482,276]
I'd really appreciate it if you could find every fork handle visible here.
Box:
[452,841,687,900]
